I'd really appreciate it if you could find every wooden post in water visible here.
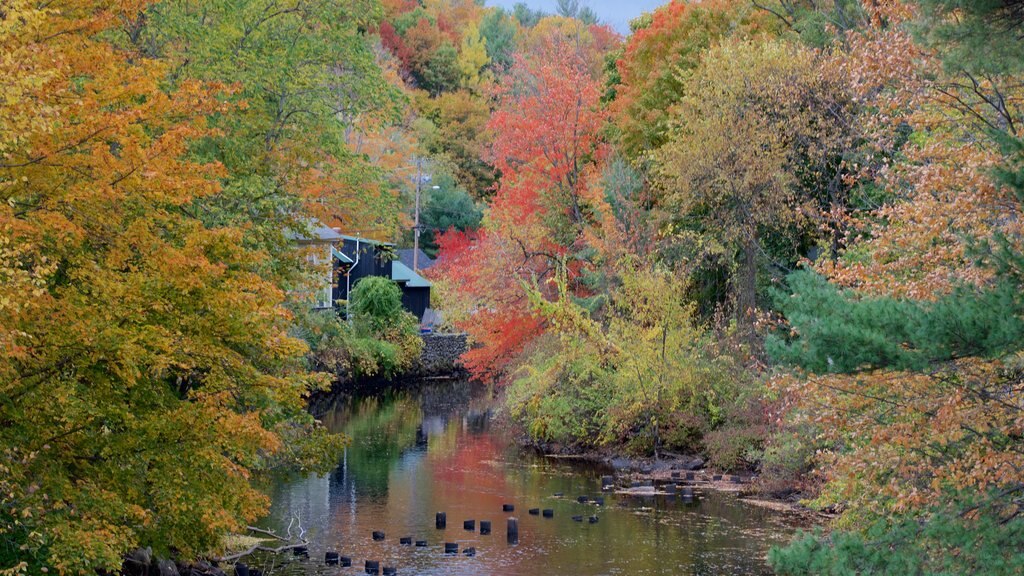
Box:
[507,518,519,545]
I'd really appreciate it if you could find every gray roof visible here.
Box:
[397,248,435,271]
[287,219,344,243]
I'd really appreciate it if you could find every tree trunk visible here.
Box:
[737,232,758,345]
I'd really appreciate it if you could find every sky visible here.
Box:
[488,0,669,35]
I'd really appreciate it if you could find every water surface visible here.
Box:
[258,381,799,575]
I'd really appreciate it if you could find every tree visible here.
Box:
[556,0,581,17]
[654,38,842,339]
[457,21,490,91]
[506,261,749,460]
[139,0,404,241]
[611,0,779,161]
[416,90,497,197]
[431,229,547,381]
[764,4,1024,571]
[817,0,1024,299]
[488,31,609,248]
[767,275,1024,573]
[0,1,346,573]
[419,184,482,255]
[513,2,546,27]
[432,24,614,381]
[480,8,518,70]
[420,42,461,95]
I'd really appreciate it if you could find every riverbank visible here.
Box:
[538,451,827,521]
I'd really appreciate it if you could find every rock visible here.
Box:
[123,548,153,576]
[609,457,632,470]
[157,559,180,576]
[682,457,704,471]
[650,460,674,473]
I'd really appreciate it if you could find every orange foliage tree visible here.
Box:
[431,29,613,381]
[0,1,346,573]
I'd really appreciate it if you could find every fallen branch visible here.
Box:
[213,519,309,563]
[214,541,308,564]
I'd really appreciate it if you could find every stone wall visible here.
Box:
[416,332,468,375]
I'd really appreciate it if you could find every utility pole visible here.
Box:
[413,157,422,272]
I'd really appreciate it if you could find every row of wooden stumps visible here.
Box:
[237,494,611,576]
[435,510,521,546]
[253,504,525,575]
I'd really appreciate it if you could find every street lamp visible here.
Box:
[413,158,441,272]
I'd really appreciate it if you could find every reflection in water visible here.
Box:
[259,381,799,575]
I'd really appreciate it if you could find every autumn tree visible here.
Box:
[480,8,518,71]
[654,38,847,340]
[415,90,496,197]
[764,2,1024,572]
[611,0,780,161]
[138,0,403,244]
[505,260,753,461]
[0,1,348,573]
[457,21,490,91]
[431,28,613,380]
[487,29,610,248]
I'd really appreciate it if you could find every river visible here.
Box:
[256,380,802,575]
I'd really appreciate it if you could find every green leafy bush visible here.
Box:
[293,277,423,379]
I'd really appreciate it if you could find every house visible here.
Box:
[292,221,433,321]
[335,236,433,321]
[291,222,353,310]
[391,259,432,320]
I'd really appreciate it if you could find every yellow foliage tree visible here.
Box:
[654,38,843,339]
[457,21,490,91]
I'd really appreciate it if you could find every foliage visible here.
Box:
[349,277,424,376]
[457,21,490,91]
[914,0,1024,75]
[770,488,1024,575]
[611,0,779,160]
[416,90,496,196]
[419,42,461,96]
[293,277,422,380]
[417,183,482,255]
[432,28,612,381]
[0,1,356,573]
[139,0,403,242]
[768,271,1024,373]
[654,38,848,336]
[513,2,546,28]
[506,264,752,459]
[480,8,517,70]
